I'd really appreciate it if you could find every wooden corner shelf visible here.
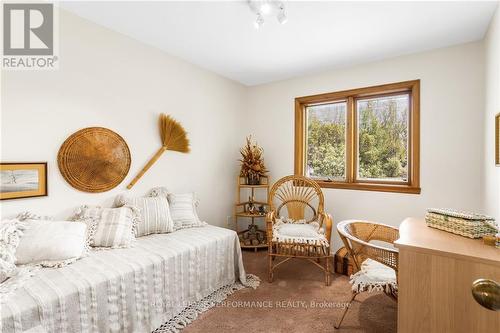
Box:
[234,175,270,251]
[239,184,269,188]
[236,201,269,207]
[235,212,266,218]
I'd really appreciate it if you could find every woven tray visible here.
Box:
[425,211,497,239]
[427,208,494,221]
[58,127,131,193]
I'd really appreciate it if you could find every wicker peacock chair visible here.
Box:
[335,220,399,329]
[266,175,333,286]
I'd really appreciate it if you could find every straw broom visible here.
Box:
[127,114,190,189]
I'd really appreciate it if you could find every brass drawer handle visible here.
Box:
[471,279,500,311]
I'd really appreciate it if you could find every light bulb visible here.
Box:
[277,10,287,24]
[260,3,271,15]
[254,13,264,29]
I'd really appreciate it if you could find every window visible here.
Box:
[306,101,347,180]
[295,80,420,194]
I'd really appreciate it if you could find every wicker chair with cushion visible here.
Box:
[266,175,333,286]
[335,220,399,329]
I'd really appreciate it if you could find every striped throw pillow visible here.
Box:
[167,193,206,230]
[115,195,174,236]
[73,206,138,249]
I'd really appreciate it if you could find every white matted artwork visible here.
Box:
[0,163,47,200]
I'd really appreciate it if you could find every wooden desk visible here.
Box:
[395,218,500,333]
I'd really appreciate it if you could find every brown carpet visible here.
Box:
[183,250,396,333]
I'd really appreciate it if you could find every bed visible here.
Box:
[1,225,257,333]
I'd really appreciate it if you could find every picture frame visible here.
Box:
[496,113,500,166]
[0,162,48,200]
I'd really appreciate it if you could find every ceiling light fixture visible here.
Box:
[248,0,287,29]
[254,13,265,29]
[277,8,287,25]
[260,3,271,15]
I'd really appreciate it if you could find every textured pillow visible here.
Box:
[15,220,87,267]
[0,219,27,283]
[272,218,327,245]
[276,223,320,238]
[148,187,169,198]
[167,193,206,229]
[72,205,138,249]
[115,195,174,236]
[350,259,397,293]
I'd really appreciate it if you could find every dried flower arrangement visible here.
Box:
[239,136,268,185]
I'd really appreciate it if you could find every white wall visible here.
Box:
[1,8,492,250]
[483,6,500,221]
[244,42,485,249]
[0,10,246,225]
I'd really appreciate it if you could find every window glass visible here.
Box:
[306,102,347,180]
[357,94,409,181]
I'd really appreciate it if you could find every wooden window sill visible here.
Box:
[314,181,421,194]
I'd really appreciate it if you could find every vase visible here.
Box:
[247,174,260,185]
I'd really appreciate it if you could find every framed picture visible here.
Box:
[496,113,500,166]
[0,162,48,200]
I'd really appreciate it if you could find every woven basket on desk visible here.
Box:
[425,208,497,239]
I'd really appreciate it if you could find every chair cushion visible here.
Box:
[278,223,321,238]
[350,258,397,293]
[272,219,328,246]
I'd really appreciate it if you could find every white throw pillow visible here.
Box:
[148,187,169,198]
[272,218,327,245]
[167,193,206,229]
[115,195,174,236]
[72,205,138,249]
[15,220,87,267]
[0,219,27,283]
[276,223,321,238]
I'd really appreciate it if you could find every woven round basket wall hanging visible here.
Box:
[57,127,131,193]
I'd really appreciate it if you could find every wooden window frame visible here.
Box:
[295,80,421,194]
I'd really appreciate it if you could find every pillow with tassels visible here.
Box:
[71,205,138,249]
[167,192,207,230]
[115,195,174,236]
[15,214,88,268]
[272,217,328,246]
[0,219,27,283]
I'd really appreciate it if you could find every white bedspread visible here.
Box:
[1,225,252,333]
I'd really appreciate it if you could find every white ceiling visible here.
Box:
[60,1,498,86]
